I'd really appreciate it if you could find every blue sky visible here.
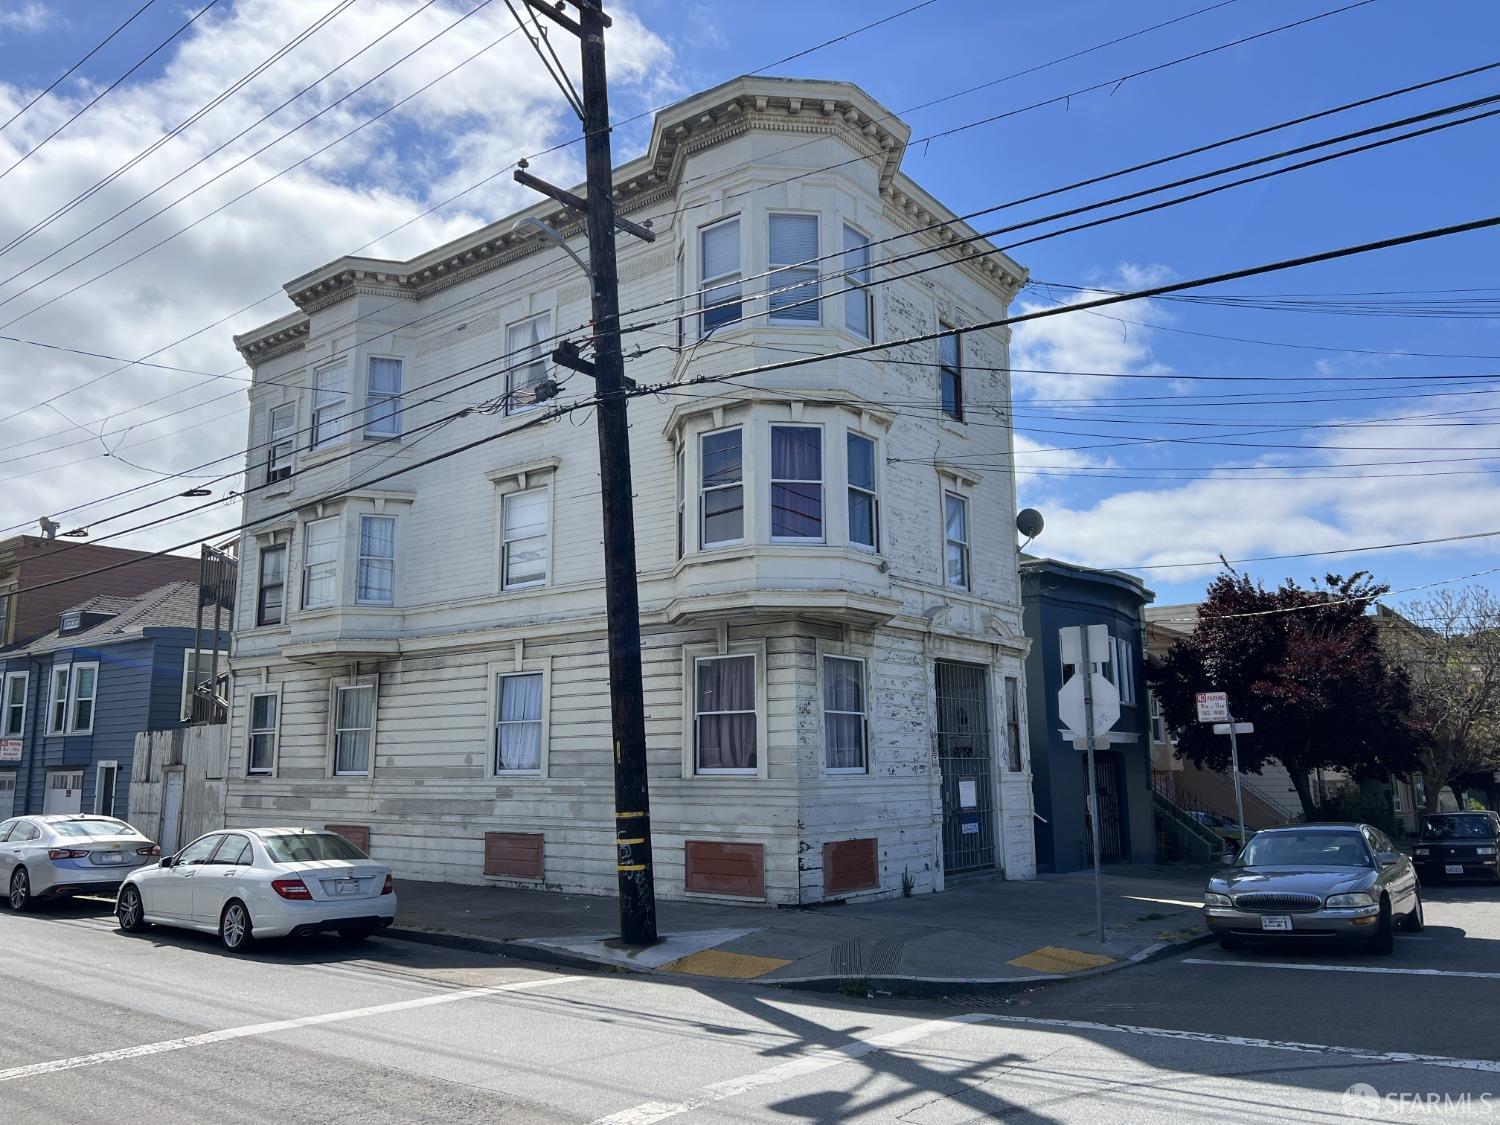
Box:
[0,0,1497,612]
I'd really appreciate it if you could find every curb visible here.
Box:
[383,924,1216,997]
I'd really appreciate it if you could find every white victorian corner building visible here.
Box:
[224,76,1036,905]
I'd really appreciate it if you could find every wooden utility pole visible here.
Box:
[518,0,658,944]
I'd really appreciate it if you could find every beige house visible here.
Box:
[224,77,1035,905]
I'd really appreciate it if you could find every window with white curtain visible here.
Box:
[847,433,878,551]
[364,357,402,439]
[266,403,295,482]
[356,515,396,605]
[333,684,373,775]
[944,492,970,591]
[506,313,551,415]
[3,671,27,737]
[768,213,819,323]
[1111,636,1137,706]
[699,218,741,335]
[302,517,339,609]
[495,672,543,773]
[694,654,756,774]
[770,425,822,540]
[823,656,867,772]
[939,327,962,421]
[502,489,548,589]
[248,692,277,775]
[699,428,743,547]
[842,224,872,339]
[311,363,348,448]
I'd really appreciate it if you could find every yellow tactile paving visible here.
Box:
[660,950,794,979]
[1007,945,1117,974]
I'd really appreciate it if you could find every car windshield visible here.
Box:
[262,833,367,863]
[1421,815,1496,841]
[51,819,137,838]
[1236,831,1370,868]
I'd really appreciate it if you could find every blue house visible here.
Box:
[1020,557,1156,873]
[0,582,226,823]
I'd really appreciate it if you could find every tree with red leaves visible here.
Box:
[1149,572,1417,820]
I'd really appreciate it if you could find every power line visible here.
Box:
[0,0,159,135]
[0,0,224,185]
[1104,531,1500,572]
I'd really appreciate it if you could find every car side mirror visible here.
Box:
[1377,851,1401,867]
[159,855,175,868]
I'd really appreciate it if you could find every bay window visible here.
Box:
[700,428,743,547]
[699,218,741,334]
[266,403,295,482]
[364,357,402,439]
[356,515,396,605]
[302,517,339,609]
[843,224,872,338]
[694,654,756,774]
[768,213,819,323]
[311,362,348,448]
[847,433,878,550]
[769,424,822,540]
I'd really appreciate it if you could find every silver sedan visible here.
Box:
[0,815,161,910]
[1203,822,1422,955]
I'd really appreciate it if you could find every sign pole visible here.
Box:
[1227,708,1248,853]
[1081,627,1104,945]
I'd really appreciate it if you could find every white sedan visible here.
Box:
[116,828,396,952]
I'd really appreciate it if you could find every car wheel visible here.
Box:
[116,886,148,933]
[1217,934,1242,952]
[220,900,254,953]
[337,924,375,943]
[1367,897,1395,955]
[8,867,31,912]
[1399,888,1425,933]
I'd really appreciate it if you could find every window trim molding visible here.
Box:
[1002,673,1027,774]
[698,214,743,338]
[266,400,296,483]
[363,354,404,440]
[490,461,558,593]
[768,422,825,544]
[818,647,870,777]
[46,664,70,736]
[840,220,874,341]
[486,656,552,778]
[300,514,341,612]
[65,660,99,736]
[500,486,552,592]
[504,310,554,416]
[699,424,746,550]
[246,685,282,777]
[938,320,964,422]
[310,359,350,450]
[354,513,398,607]
[2,669,28,739]
[256,543,288,627]
[844,429,880,554]
[327,675,378,778]
[942,490,972,593]
[766,210,822,327]
[681,641,768,779]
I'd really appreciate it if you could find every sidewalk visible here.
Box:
[387,865,1213,994]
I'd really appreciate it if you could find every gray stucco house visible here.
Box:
[1020,557,1155,872]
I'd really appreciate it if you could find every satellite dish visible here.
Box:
[1015,508,1045,540]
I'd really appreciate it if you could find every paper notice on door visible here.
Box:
[959,779,977,809]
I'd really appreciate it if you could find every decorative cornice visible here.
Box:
[234,316,308,364]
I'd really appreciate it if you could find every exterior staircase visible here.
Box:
[1151,785,1224,865]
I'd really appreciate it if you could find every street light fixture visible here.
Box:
[511,216,591,282]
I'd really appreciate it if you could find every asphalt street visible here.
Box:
[4,883,1500,1123]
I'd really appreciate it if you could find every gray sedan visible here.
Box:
[0,815,161,910]
[1203,822,1422,955]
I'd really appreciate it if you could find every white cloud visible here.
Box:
[0,2,50,33]
[1010,262,1175,402]
[0,0,671,544]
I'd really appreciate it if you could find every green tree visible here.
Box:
[1149,572,1417,819]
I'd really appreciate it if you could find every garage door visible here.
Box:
[0,774,14,820]
[42,770,83,815]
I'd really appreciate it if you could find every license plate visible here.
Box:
[1260,915,1293,932]
[1446,864,1464,875]
[97,853,122,864]
[335,880,359,894]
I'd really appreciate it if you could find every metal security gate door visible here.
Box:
[936,661,995,873]
[1085,754,1126,862]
